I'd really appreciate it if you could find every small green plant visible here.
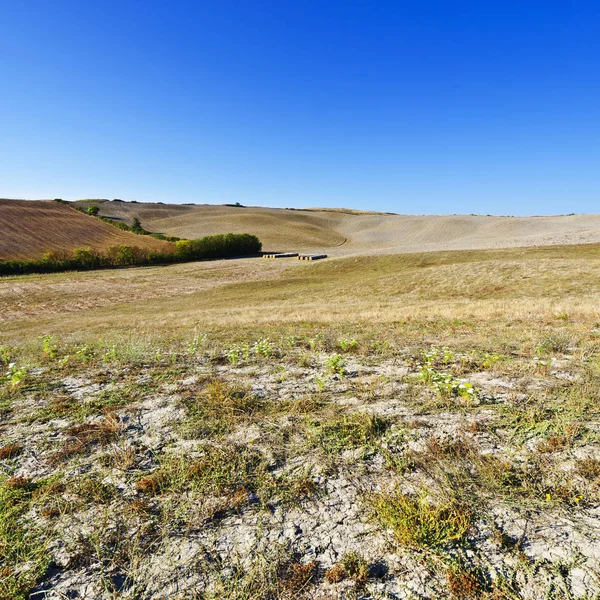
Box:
[284,335,297,348]
[480,352,503,369]
[420,350,478,399]
[40,335,57,360]
[253,338,274,358]
[3,363,26,389]
[187,333,208,354]
[225,345,241,365]
[0,346,11,365]
[338,338,358,353]
[241,342,252,361]
[102,343,119,361]
[324,353,346,377]
[86,204,100,216]
[308,334,325,351]
[274,365,289,383]
[442,346,455,364]
[535,357,553,374]
[75,344,94,362]
[297,352,312,368]
[314,373,328,393]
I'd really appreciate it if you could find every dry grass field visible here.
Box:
[2,240,600,599]
[0,200,171,261]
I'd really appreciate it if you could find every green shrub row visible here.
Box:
[174,234,262,260]
[0,234,262,276]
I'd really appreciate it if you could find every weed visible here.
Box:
[340,551,370,586]
[2,363,26,389]
[313,373,328,393]
[279,560,317,594]
[104,444,137,470]
[74,476,117,504]
[297,352,312,368]
[40,335,57,360]
[324,353,346,377]
[283,335,297,348]
[325,563,346,583]
[446,564,484,599]
[308,334,325,352]
[338,338,358,353]
[253,338,274,358]
[0,346,11,365]
[225,344,241,365]
[50,413,121,463]
[370,488,472,549]
[136,445,265,501]
[420,349,479,399]
[187,333,207,354]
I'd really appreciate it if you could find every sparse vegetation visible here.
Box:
[2,240,600,598]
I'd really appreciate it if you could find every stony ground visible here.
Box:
[1,331,600,599]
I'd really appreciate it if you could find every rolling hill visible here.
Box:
[0,199,172,261]
[5,198,600,262]
[74,199,600,256]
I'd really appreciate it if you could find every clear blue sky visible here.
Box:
[1,1,599,215]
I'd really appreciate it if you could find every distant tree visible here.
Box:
[86,205,100,216]
[131,216,143,233]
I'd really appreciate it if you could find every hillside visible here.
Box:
[0,199,172,261]
[75,200,347,251]
[75,199,600,255]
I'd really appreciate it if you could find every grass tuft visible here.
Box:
[370,488,472,549]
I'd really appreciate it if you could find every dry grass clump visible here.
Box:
[325,552,370,587]
[180,378,269,438]
[0,443,22,460]
[50,412,122,463]
[309,411,391,453]
[576,458,600,483]
[446,565,484,599]
[279,560,318,594]
[135,445,264,501]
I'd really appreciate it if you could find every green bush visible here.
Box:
[175,233,261,260]
[86,205,100,216]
